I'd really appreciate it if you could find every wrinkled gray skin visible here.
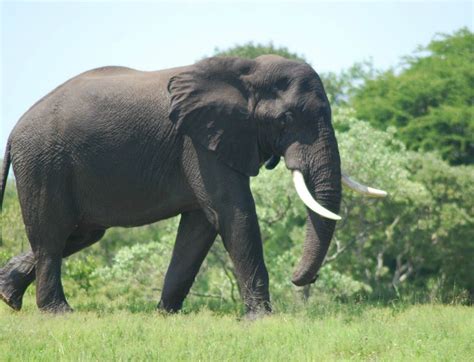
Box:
[0,55,341,314]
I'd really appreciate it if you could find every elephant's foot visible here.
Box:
[36,285,73,314]
[244,310,271,321]
[0,252,36,311]
[39,300,74,314]
[244,300,272,320]
[0,270,33,311]
[0,282,24,311]
[157,299,183,314]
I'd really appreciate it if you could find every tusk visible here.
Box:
[292,170,341,221]
[341,172,388,198]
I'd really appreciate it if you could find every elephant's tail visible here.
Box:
[0,138,11,243]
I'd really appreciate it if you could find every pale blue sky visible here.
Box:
[1,1,472,152]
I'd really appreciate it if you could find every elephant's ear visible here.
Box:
[168,57,260,176]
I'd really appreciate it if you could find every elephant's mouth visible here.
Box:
[292,170,341,220]
[264,155,281,170]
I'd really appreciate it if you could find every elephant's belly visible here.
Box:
[80,187,199,227]
[74,167,199,228]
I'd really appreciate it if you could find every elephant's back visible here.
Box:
[9,65,183,188]
[10,66,174,155]
[11,64,189,139]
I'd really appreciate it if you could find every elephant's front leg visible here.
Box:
[158,210,217,312]
[182,144,271,315]
[217,197,272,316]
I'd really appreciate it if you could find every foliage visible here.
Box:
[332,108,474,302]
[1,305,473,360]
[320,60,377,106]
[351,28,474,165]
[212,41,305,61]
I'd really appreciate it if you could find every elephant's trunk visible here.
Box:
[285,128,342,286]
[291,208,339,286]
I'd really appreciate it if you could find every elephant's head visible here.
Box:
[168,56,386,286]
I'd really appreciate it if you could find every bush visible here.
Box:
[2,106,472,310]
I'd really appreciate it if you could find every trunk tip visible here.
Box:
[291,271,319,287]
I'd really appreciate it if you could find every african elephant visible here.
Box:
[0,55,386,314]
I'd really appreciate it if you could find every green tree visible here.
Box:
[321,60,376,106]
[352,28,474,165]
[212,42,305,61]
[332,108,474,302]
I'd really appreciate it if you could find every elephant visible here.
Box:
[0,55,386,314]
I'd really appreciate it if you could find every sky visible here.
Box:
[1,1,472,153]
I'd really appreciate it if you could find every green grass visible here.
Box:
[1,304,472,361]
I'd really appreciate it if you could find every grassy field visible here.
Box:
[0,304,472,361]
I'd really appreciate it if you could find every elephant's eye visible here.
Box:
[300,79,313,92]
[274,78,288,92]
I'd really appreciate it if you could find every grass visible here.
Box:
[1,303,472,361]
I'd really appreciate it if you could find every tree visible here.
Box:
[351,28,474,165]
[320,60,377,106]
[212,42,305,61]
[332,108,474,302]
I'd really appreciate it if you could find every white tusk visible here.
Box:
[341,172,388,198]
[292,170,341,221]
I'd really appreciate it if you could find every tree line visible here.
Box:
[1,28,472,311]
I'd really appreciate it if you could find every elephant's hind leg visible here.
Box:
[0,228,105,311]
[158,210,217,312]
[32,224,106,312]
